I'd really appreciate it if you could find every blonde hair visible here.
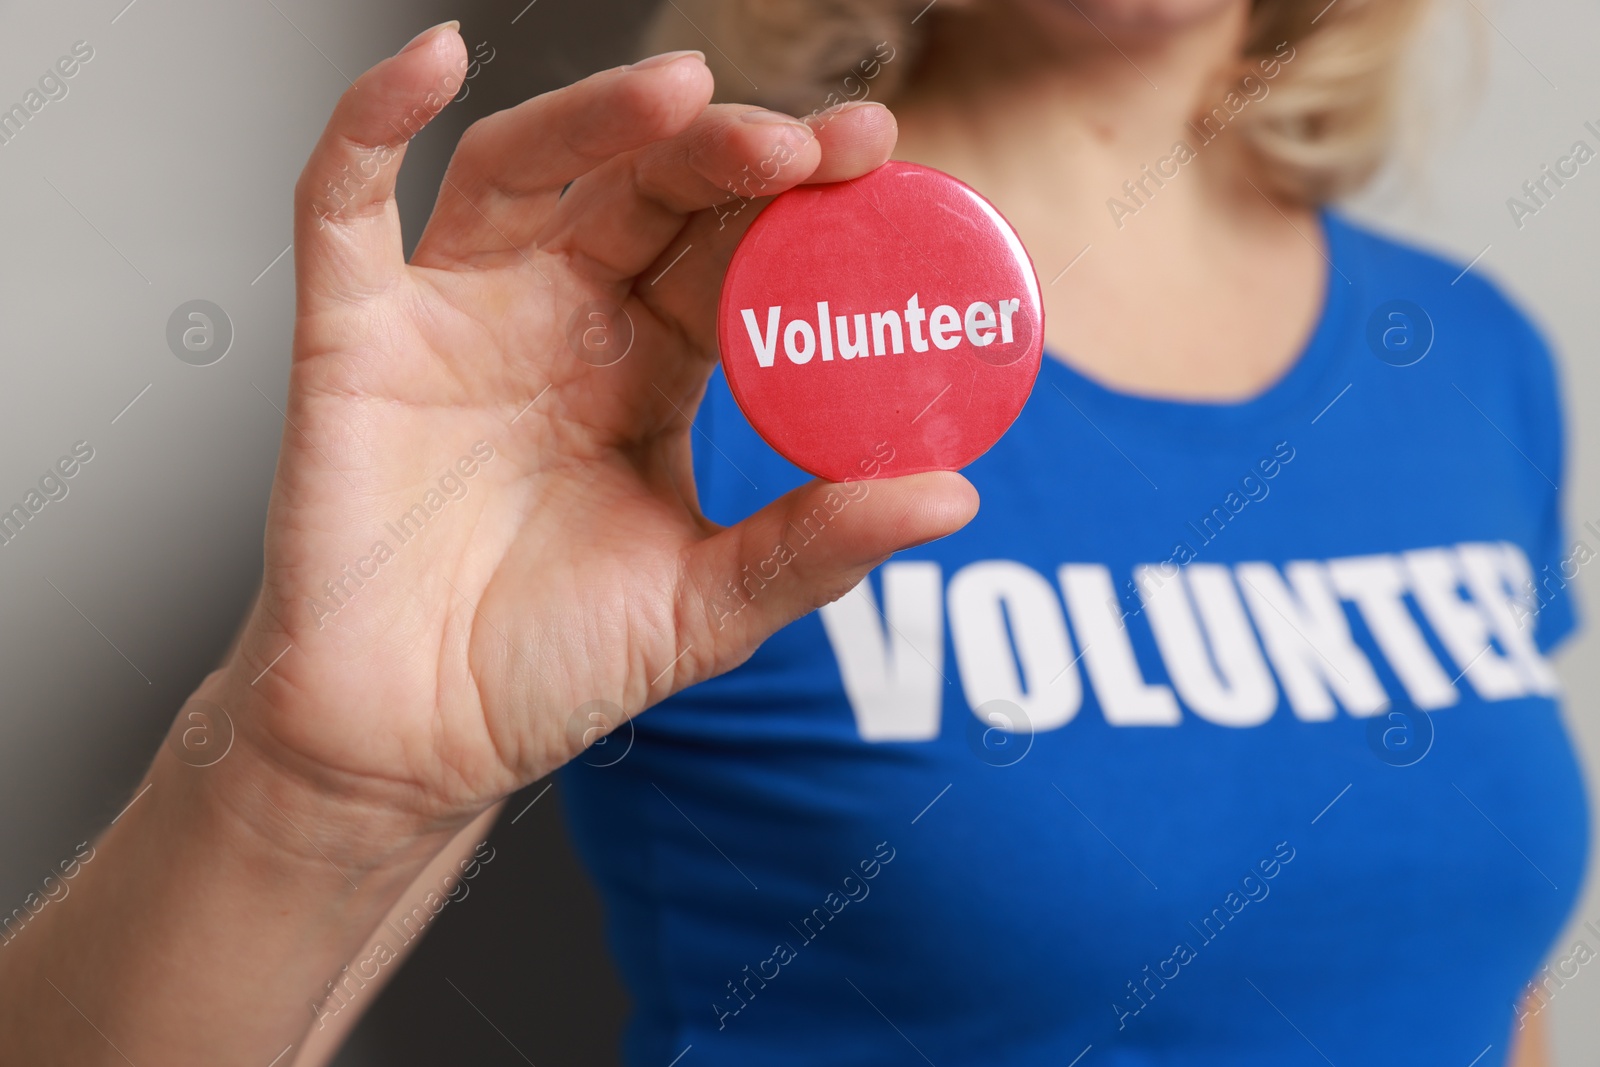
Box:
[640,0,1431,204]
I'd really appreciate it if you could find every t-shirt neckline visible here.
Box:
[1037,208,1360,440]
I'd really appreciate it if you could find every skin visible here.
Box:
[0,28,973,1066]
[0,3,1556,1063]
[893,0,1325,400]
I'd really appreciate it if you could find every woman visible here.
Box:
[0,0,1580,1063]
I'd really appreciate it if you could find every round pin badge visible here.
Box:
[718,160,1044,483]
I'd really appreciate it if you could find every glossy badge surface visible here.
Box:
[717,160,1044,483]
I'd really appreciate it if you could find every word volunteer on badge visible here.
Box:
[738,292,1029,366]
[718,161,1045,483]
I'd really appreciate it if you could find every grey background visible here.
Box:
[0,0,1595,1063]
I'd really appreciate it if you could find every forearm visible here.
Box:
[292,801,507,1067]
[0,670,474,1065]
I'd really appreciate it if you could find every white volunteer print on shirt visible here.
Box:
[820,541,1556,740]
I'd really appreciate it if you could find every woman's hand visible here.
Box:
[219,25,977,851]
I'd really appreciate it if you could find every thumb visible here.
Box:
[675,471,978,681]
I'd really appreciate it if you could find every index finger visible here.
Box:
[636,101,900,353]
[412,52,715,267]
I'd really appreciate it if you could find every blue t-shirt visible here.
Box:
[561,211,1588,1066]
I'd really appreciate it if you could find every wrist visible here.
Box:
[0,677,479,1066]
[171,665,475,881]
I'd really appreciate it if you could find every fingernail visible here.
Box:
[741,109,809,128]
[399,20,459,56]
[629,49,705,71]
[834,101,888,114]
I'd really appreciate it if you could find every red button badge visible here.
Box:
[718,160,1044,483]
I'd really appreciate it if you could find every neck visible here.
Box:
[893,1,1249,183]
[887,1,1326,401]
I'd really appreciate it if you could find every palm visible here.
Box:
[230,34,975,823]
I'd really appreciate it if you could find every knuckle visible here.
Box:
[600,74,698,148]
[449,117,501,179]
